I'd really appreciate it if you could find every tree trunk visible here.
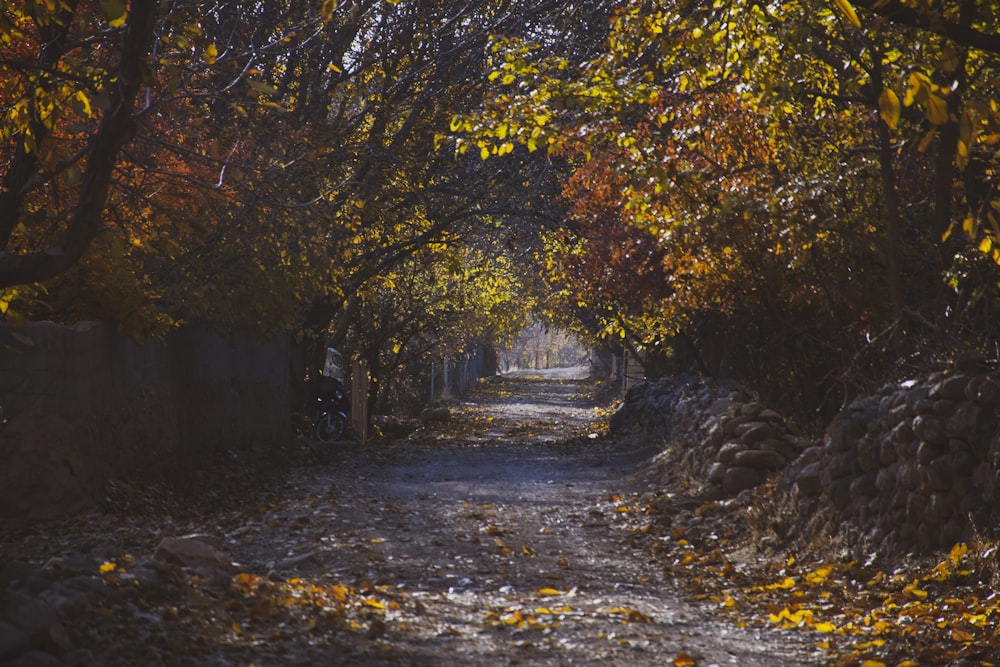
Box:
[872,45,905,318]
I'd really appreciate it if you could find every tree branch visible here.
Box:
[0,3,159,288]
[854,0,1000,53]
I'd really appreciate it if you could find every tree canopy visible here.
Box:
[3,0,1000,418]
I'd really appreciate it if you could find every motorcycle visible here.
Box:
[314,374,350,443]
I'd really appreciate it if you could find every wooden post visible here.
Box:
[351,359,368,442]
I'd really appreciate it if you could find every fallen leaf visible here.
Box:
[950,628,974,642]
[627,609,653,623]
[673,651,697,666]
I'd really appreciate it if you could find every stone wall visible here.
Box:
[610,375,809,496]
[786,368,1000,553]
[0,321,292,520]
[613,364,1000,553]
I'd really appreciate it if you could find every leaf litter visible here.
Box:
[0,368,892,666]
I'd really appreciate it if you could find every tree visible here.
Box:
[451,0,1000,416]
[0,1,157,287]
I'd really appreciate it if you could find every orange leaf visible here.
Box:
[234,572,258,587]
[951,628,974,642]
[673,651,697,667]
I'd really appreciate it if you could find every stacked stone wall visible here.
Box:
[614,366,1000,552]
[787,370,1000,552]
[610,376,809,496]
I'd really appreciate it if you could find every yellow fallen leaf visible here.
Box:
[903,580,928,600]
[538,587,562,596]
[766,577,797,590]
[805,565,834,585]
[364,598,386,609]
[950,543,969,568]
[860,662,885,667]
[964,612,988,626]
[503,611,523,625]
[99,561,117,574]
[673,651,697,667]
[815,622,837,633]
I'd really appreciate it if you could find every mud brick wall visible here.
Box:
[0,321,292,520]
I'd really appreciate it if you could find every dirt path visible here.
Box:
[227,369,819,666]
[1,369,822,666]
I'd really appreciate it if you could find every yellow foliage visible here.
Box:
[878,89,900,130]
[832,0,862,28]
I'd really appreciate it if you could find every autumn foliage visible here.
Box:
[4,0,1000,419]
[453,0,1000,421]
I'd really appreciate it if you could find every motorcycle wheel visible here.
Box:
[315,411,347,443]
